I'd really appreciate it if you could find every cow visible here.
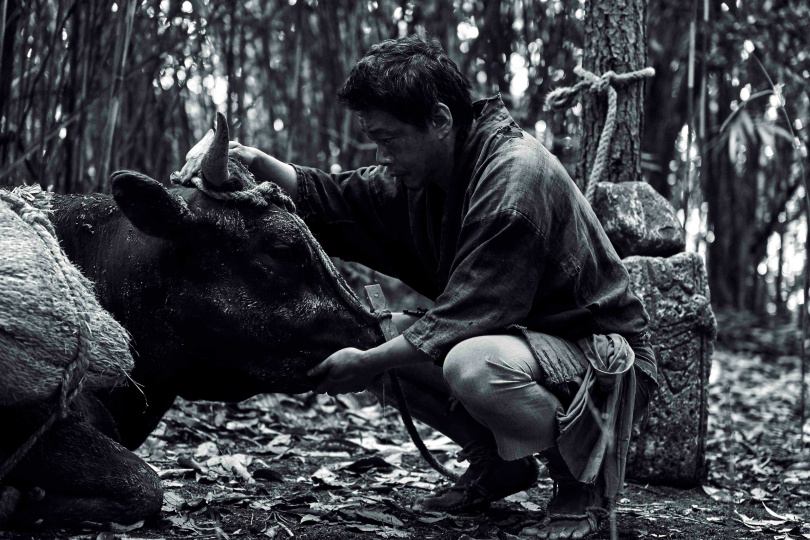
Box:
[0,114,384,529]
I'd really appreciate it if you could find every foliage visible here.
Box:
[0,0,587,192]
[643,0,810,314]
[1,0,809,315]
[2,342,806,539]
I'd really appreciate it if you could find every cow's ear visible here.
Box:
[112,170,192,238]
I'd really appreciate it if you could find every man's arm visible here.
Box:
[230,143,408,276]
[228,142,298,200]
[307,334,433,396]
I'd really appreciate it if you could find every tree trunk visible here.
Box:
[0,0,18,175]
[642,17,689,201]
[577,0,648,188]
[285,1,305,162]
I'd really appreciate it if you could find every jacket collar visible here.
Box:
[451,94,518,191]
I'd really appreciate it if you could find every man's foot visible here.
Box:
[421,455,539,513]
[520,482,607,539]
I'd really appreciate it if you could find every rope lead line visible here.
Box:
[388,369,460,481]
[545,66,655,204]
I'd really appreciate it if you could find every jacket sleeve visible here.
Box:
[402,208,548,363]
[293,164,407,277]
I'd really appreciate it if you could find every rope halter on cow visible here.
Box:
[175,113,457,481]
[545,65,655,204]
[172,113,376,326]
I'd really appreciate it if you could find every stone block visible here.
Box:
[593,182,685,258]
[624,252,717,486]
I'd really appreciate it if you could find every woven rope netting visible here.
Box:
[0,186,133,406]
[0,185,134,480]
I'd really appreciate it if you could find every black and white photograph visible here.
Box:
[0,0,809,538]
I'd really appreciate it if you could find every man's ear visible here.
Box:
[112,170,193,238]
[431,103,454,139]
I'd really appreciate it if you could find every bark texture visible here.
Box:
[577,0,648,188]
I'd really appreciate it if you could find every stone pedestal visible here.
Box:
[623,253,716,486]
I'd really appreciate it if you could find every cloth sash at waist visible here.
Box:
[556,333,636,499]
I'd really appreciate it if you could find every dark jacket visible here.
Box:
[293,95,656,383]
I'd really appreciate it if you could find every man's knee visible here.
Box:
[443,336,513,400]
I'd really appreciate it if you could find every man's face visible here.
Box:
[358,108,451,190]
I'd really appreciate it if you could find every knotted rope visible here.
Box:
[545,66,655,204]
[373,309,393,323]
[177,172,375,323]
[0,187,94,482]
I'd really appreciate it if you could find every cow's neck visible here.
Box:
[50,193,185,447]
[51,194,167,327]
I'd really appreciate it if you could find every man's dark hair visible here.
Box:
[338,34,473,134]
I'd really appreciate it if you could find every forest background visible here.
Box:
[1,0,809,327]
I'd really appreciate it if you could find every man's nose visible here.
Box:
[376,146,394,166]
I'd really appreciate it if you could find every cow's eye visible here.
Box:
[267,242,297,260]
[253,242,301,273]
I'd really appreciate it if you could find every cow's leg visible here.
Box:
[0,404,162,528]
[98,374,178,450]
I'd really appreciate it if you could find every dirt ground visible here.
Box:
[1,345,809,540]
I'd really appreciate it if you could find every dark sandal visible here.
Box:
[520,506,609,538]
[422,456,540,513]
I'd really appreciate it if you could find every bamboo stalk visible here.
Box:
[802,230,808,446]
[98,0,136,193]
[75,1,89,193]
[699,0,708,142]
[285,1,304,163]
[682,0,697,225]
[0,113,80,178]
[0,0,8,89]
[225,0,236,130]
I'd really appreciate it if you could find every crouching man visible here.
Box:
[183,34,657,539]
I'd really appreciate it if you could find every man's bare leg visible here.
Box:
[367,314,539,512]
[441,336,605,537]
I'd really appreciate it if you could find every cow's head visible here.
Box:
[111,114,383,400]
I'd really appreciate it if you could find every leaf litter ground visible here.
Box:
[2,346,809,540]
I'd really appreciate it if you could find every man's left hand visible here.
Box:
[307,348,378,395]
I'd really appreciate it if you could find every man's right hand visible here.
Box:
[172,135,264,184]
[227,141,262,171]
[172,135,298,200]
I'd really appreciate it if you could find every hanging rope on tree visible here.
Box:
[545,66,655,204]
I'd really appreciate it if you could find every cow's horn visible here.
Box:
[201,112,230,188]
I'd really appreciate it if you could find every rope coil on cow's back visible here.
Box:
[545,66,655,204]
[0,189,93,483]
[186,178,458,481]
